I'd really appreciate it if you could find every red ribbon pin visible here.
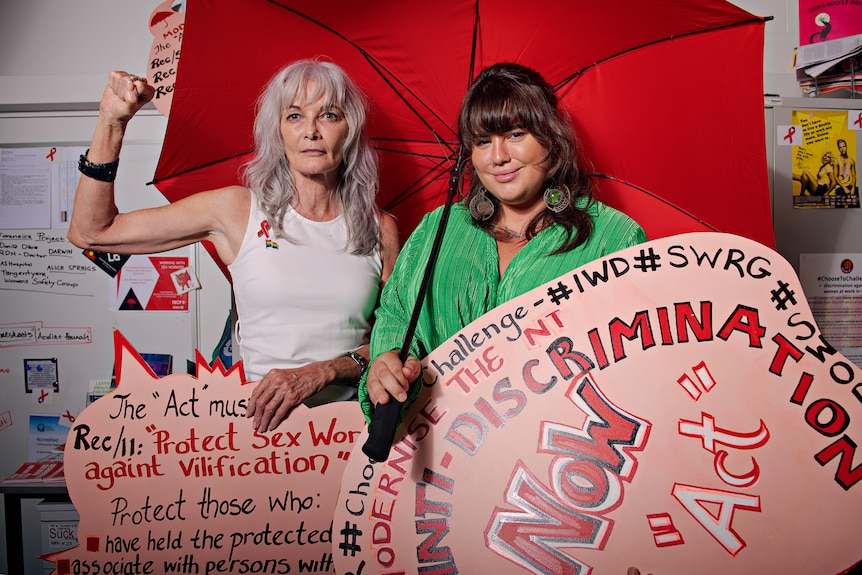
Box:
[257,220,271,238]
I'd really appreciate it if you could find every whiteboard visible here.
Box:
[0,113,201,481]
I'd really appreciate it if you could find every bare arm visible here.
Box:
[68,71,152,250]
[247,346,373,432]
[67,71,246,263]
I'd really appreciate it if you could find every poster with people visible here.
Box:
[789,109,860,209]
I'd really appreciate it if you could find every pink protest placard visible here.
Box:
[146,0,184,116]
[50,331,366,574]
[334,232,862,574]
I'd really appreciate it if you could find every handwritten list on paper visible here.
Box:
[0,230,99,297]
[0,230,96,347]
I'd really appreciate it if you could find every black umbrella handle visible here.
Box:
[361,327,422,462]
[362,397,403,462]
[362,154,464,463]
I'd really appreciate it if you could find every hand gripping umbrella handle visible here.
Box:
[362,154,464,462]
[362,397,403,462]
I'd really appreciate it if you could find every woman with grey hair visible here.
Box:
[69,59,399,432]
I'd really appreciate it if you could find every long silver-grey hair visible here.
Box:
[243,59,379,254]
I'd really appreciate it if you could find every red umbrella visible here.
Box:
[151,0,775,275]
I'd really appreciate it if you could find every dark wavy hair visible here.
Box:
[458,62,594,252]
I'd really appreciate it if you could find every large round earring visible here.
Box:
[469,186,495,221]
[543,184,571,213]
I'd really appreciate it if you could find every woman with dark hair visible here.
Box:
[359,62,645,418]
[68,60,399,431]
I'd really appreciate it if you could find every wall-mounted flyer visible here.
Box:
[799,252,862,364]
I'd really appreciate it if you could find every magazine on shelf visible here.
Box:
[795,33,862,70]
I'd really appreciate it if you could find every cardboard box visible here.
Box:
[38,499,79,574]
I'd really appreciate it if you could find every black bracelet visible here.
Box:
[78,149,119,182]
[344,351,368,379]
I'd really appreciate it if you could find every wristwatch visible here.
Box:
[344,351,368,378]
[78,149,119,182]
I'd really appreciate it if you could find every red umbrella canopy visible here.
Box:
[152,0,774,271]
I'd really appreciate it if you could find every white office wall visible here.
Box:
[734,0,805,97]
[0,0,805,108]
[0,1,166,108]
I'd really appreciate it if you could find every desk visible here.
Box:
[0,482,69,574]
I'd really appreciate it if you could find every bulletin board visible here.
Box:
[0,111,200,482]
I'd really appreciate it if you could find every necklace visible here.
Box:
[494,225,525,241]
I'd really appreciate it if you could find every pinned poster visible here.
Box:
[799,252,862,365]
[799,0,862,45]
[789,109,860,209]
[24,357,59,394]
[109,254,190,311]
[28,414,67,461]
[0,147,52,229]
[334,232,862,574]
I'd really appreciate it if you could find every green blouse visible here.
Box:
[359,199,647,421]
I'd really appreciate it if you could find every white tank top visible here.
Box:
[229,196,382,399]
